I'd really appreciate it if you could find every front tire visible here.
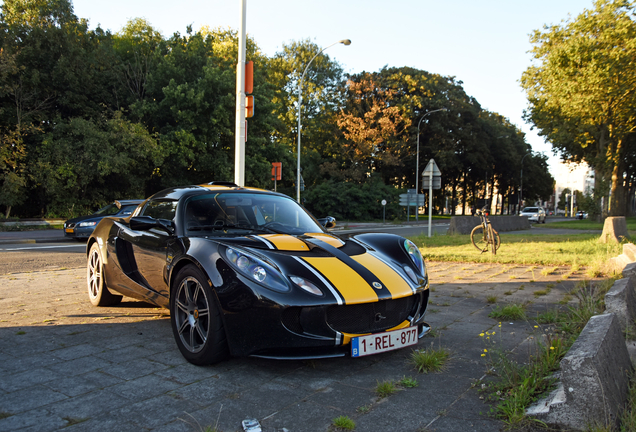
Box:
[471,225,488,252]
[170,265,229,365]
[87,243,122,306]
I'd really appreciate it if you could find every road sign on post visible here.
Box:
[271,162,282,191]
[422,159,441,238]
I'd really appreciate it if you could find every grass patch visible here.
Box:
[483,277,618,427]
[375,380,398,398]
[410,345,450,373]
[356,404,371,414]
[484,336,567,428]
[486,295,498,304]
[63,417,88,426]
[489,303,526,321]
[332,415,356,430]
[542,219,604,230]
[409,232,623,272]
[617,374,636,431]
[398,376,419,388]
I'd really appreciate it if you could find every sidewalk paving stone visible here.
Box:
[0,261,600,431]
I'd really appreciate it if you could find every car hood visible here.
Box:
[214,232,420,305]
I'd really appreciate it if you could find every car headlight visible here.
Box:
[78,221,97,227]
[223,247,290,293]
[404,239,425,278]
[290,276,323,296]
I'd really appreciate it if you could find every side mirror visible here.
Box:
[130,216,175,235]
[317,216,336,229]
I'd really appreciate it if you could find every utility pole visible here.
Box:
[234,0,247,186]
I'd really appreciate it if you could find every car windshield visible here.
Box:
[183,193,324,236]
[93,203,121,216]
[522,207,538,213]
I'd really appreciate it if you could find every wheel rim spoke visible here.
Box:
[175,275,211,353]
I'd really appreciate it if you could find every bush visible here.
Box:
[304,180,402,221]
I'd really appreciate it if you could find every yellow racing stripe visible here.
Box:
[259,234,309,251]
[301,257,379,304]
[352,253,413,299]
[305,233,345,248]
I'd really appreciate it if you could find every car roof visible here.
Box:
[146,182,287,201]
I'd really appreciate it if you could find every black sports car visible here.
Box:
[86,182,430,365]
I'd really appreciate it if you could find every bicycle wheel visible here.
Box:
[470,225,488,252]
[492,228,501,252]
[488,225,500,255]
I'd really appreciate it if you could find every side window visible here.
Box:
[142,200,177,220]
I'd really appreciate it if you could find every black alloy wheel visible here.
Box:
[170,265,228,365]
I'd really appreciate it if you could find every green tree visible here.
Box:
[268,39,347,192]
[521,0,636,216]
[37,112,161,216]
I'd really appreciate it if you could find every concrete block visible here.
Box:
[448,216,530,235]
[605,277,636,333]
[624,243,636,262]
[599,217,630,243]
[528,314,632,430]
[623,262,636,279]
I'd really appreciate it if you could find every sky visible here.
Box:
[72,0,595,176]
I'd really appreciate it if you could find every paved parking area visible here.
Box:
[0,261,592,431]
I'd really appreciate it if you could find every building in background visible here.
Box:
[552,161,594,215]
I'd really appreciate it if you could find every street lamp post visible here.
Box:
[415,108,447,220]
[519,152,531,213]
[296,39,351,203]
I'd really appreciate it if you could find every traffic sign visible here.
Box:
[423,159,441,176]
[422,176,441,189]
[399,193,426,206]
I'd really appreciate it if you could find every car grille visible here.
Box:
[66,223,76,228]
[326,296,416,334]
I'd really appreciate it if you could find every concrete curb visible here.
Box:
[610,243,636,274]
[527,264,636,430]
[447,215,531,235]
[0,219,65,227]
[527,313,633,430]
[0,238,74,245]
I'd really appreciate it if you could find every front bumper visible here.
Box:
[218,276,430,358]
[64,227,94,239]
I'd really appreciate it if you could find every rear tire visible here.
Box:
[170,265,229,365]
[87,243,122,306]
[489,226,501,255]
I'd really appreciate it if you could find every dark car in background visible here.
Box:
[576,210,588,219]
[64,200,143,240]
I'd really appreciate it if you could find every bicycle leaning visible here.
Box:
[470,207,501,255]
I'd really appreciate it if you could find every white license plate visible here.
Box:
[351,326,418,357]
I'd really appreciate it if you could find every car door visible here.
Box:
[118,199,177,298]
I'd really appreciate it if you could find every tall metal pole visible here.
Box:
[520,152,531,213]
[297,39,350,203]
[234,0,247,186]
[415,108,447,220]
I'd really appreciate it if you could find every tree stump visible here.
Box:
[599,216,630,243]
